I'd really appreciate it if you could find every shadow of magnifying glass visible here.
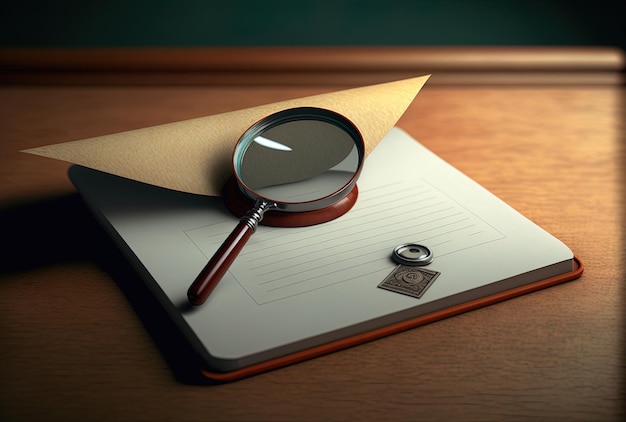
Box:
[187,107,365,306]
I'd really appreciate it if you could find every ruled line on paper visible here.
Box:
[182,180,505,304]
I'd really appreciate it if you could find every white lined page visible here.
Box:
[184,178,505,304]
[71,126,575,370]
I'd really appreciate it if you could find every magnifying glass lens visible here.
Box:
[237,119,360,203]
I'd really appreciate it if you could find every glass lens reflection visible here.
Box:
[238,119,359,203]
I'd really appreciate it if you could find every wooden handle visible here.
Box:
[187,221,254,306]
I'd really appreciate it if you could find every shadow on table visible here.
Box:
[0,194,216,385]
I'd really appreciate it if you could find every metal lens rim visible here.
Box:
[232,107,365,212]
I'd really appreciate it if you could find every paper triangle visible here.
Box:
[23,75,430,196]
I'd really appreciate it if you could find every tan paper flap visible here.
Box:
[23,75,429,196]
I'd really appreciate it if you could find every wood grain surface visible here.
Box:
[0,80,623,421]
[1,47,624,86]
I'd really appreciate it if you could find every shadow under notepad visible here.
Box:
[0,194,215,384]
[0,194,100,273]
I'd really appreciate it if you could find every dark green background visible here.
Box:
[1,0,624,48]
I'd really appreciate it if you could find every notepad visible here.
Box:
[69,128,578,374]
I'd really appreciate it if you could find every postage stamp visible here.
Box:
[378,265,441,299]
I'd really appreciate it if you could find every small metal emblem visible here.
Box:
[392,243,433,266]
[378,265,441,299]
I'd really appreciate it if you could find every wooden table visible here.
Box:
[0,48,623,421]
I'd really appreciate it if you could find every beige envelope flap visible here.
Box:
[23,75,430,196]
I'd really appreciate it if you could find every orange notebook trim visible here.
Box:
[200,257,583,382]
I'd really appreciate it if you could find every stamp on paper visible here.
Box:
[378,265,441,299]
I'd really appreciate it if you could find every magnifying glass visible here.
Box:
[187,107,365,306]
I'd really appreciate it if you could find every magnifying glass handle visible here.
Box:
[187,199,275,306]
